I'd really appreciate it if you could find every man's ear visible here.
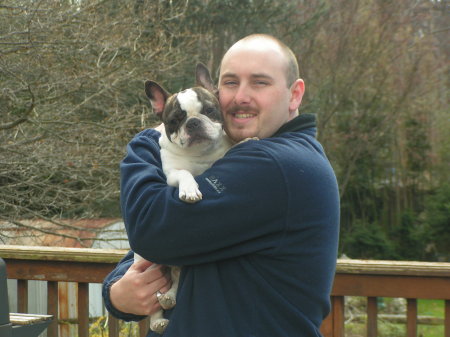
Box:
[289,79,305,113]
[144,80,170,119]
[196,63,218,96]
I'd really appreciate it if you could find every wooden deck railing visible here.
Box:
[321,259,450,337]
[1,245,449,337]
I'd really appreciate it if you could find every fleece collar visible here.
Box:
[272,113,316,137]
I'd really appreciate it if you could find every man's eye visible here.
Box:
[223,81,237,86]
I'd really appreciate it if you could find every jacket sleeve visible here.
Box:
[121,129,290,266]
[102,250,147,321]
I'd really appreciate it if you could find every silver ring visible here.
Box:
[156,290,163,300]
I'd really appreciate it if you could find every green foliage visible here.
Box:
[404,116,431,175]
[89,316,139,337]
[342,209,432,261]
[421,184,450,259]
[342,184,449,261]
[389,211,427,261]
[309,0,448,261]
[342,221,398,260]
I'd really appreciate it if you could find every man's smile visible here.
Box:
[226,106,258,122]
[234,113,255,119]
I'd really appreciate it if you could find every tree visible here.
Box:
[1,0,448,259]
[1,0,318,244]
[0,1,201,243]
[289,0,448,259]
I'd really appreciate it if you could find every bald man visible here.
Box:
[103,34,340,337]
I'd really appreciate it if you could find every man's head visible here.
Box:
[218,34,305,142]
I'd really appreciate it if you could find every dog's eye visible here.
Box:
[205,107,215,115]
[169,119,178,126]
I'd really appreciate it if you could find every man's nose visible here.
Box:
[234,85,251,105]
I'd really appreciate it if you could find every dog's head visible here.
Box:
[145,63,223,149]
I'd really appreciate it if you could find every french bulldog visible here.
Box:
[135,63,233,334]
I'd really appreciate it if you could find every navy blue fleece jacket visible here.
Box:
[103,114,340,337]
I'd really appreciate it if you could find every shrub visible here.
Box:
[342,222,398,260]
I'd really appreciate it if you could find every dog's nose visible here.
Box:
[186,118,201,131]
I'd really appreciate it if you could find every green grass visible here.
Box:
[417,299,444,337]
[344,298,445,337]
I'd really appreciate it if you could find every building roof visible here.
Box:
[0,218,128,248]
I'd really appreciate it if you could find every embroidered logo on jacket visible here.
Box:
[205,175,226,194]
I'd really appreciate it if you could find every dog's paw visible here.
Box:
[159,293,176,310]
[179,186,202,203]
[150,318,169,334]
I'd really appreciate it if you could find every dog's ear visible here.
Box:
[145,80,170,119]
[196,63,218,96]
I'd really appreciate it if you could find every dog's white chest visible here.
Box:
[158,129,231,202]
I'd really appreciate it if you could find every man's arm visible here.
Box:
[120,129,337,267]
[121,131,290,264]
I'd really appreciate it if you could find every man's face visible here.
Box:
[218,41,302,142]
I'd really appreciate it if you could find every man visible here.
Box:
[103,34,340,336]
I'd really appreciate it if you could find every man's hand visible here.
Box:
[110,259,171,316]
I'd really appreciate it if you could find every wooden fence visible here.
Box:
[1,245,449,337]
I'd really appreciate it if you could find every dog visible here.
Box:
[135,63,233,334]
